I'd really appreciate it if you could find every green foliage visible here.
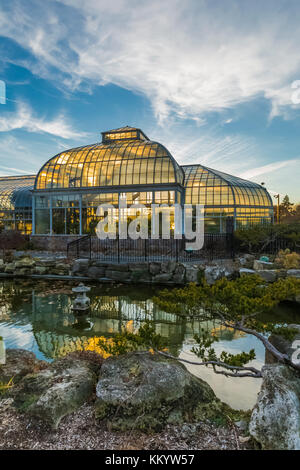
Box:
[275,248,300,269]
[0,377,14,396]
[235,222,300,253]
[153,276,300,371]
[97,320,166,356]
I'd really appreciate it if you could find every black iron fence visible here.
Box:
[235,235,300,255]
[67,233,234,262]
[67,234,91,259]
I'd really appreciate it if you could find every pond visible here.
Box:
[0,279,299,411]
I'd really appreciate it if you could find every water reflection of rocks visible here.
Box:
[0,280,229,360]
[0,280,299,362]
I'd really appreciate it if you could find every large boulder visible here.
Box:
[13,356,97,429]
[204,266,231,285]
[265,324,300,364]
[95,351,219,432]
[0,349,46,384]
[72,258,90,276]
[14,257,36,269]
[287,269,300,279]
[257,270,277,283]
[249,364,300,450]
[253,260,275,271]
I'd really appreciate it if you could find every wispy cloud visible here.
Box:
[239,159,299,179]
[1,0,300,122]
[0,102,86,139]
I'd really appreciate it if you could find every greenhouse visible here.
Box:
[0,175,35,234]
[0,126,273,236]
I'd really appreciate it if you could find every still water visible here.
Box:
[0,279,299,411]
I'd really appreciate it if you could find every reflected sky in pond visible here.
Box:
[0,279,299,411]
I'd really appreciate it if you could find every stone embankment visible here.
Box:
[0,252,299,289]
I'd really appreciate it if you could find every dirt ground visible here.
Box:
[0,399,254,451]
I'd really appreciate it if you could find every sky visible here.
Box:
[0,0,300,202]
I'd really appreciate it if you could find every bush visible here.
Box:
[235,222,300,254]
[275,249,300,269]
[0,230,30,254]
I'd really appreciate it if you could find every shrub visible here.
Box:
[275,249,300,269]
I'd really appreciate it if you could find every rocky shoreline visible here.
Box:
[0,252,300,290]
[1,344,300,450]
[0,349,252,450]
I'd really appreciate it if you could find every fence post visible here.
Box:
[225,216,235,258]
[118,235,120,263]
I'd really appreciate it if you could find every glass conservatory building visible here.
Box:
[0,175,35,234]
[0,127,273,235]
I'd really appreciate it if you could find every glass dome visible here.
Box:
[0,175,35,210]
[183,164,272,208]
[35,127,184,190]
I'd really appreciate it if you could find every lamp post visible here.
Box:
[274,194,280,224]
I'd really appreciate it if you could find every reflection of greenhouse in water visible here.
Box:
[0,281,247,360]
[30,291,188,358]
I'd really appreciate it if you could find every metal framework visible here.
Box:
[0,175,35,233]
[0,127,274,236]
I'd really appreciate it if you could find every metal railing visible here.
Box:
[93,233,234,262]
[67,235,91,259]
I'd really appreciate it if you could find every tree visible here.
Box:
[152,276,300,377]
[97,276,300,379]
[279,195,296,223]
[235,221,300,253]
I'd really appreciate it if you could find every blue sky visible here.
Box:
[0,0,300,201]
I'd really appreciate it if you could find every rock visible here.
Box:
[106,264,129,272]
[204,266,230,285]
[72,258,90,275]
[131,270,152,283]
[87,266,106,278]
[172,264,186,284]
[239,268,256,277]
[265,324,300,365]
[105,270,131,282]
[152,273,173,283]
[253,260,274,271]
[161,260,177,273]
[185,266,199,283]
[35,259,56,267]
[257,270,277,283]
[95,351,218,432]
[128,262,149,272]
[15,268,31,276]
[287,269,300,279]
[34,266,48,275]
[4,263,15,274]
[149,262,161,275]
[55,263,70,271]
[235,420,248,433]
[13,356,96,429]
[0,349,46,384]
[14,258,36,269]
[249,364,300,449]
[237,254,255,269]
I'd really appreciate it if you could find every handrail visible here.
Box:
[67,235,91,259]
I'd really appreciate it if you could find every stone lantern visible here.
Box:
[72,283,91,311]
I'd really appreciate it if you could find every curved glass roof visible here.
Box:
[35,127,184,190]
[183,164,273,207]
[0,175,35,210]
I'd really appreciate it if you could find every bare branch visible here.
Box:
[155,349,262,378]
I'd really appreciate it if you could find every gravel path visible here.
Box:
[0,400,253,450]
